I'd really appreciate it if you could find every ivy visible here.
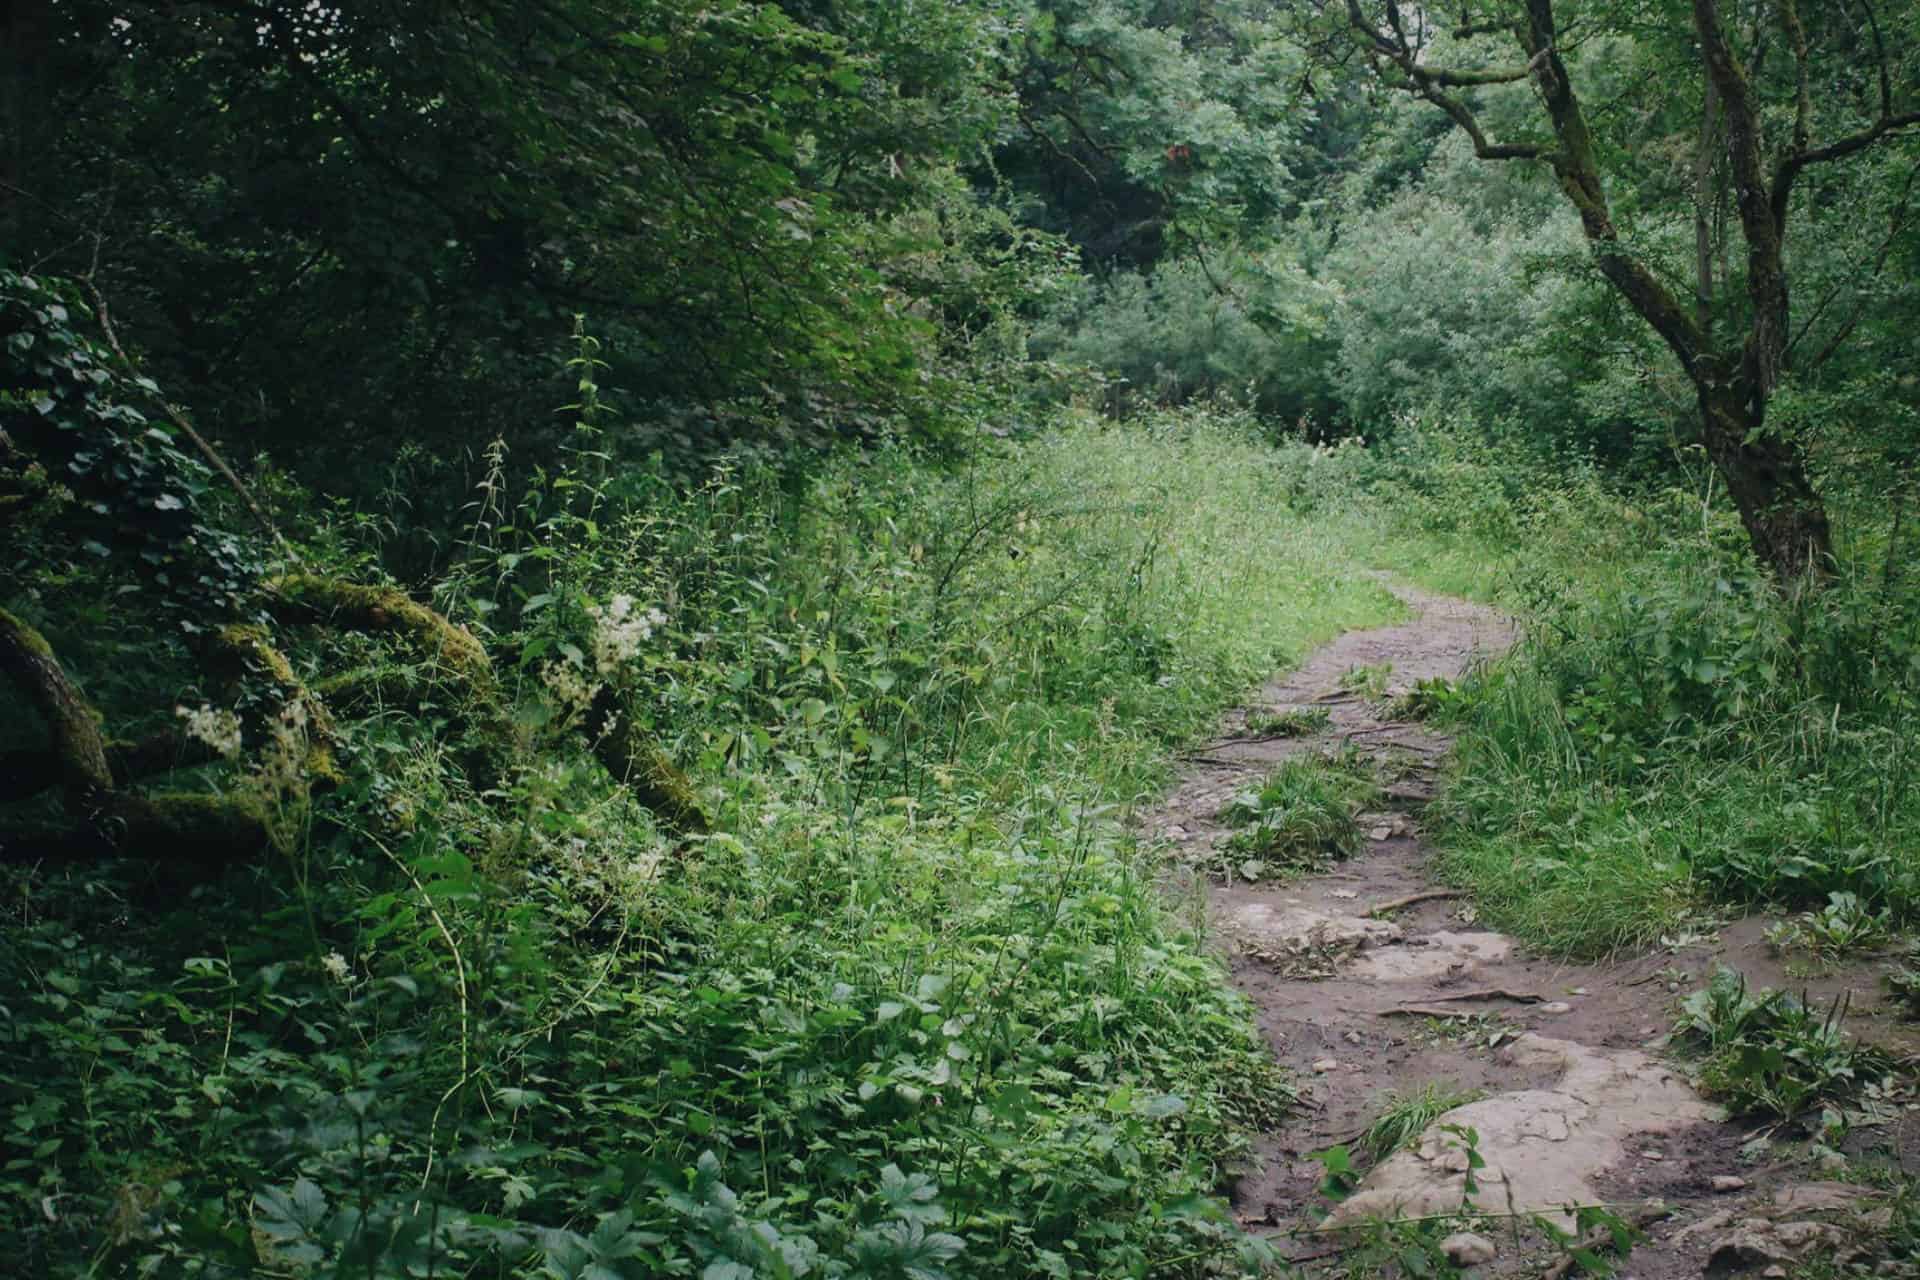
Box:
[1,271,264,623]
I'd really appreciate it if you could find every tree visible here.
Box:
[1308,0,1920,584]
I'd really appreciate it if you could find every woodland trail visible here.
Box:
[1142,581,1919,1278]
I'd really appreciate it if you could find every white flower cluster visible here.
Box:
[321,951,352,984]
[539,658,602,723]
[175,703,243,758]
[586,594,666,675]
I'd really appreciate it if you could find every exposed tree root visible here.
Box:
[0,609,269,864]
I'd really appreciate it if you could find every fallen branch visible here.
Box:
[266,575,495,692]
[1367,889,1466,917]
[269,574,708,832]
[1174,755,1266,769]
[584,688,709,835]
[1378,1005,1497,1019]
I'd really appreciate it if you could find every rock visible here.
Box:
[1346,930,1516,981]
[1323,1035,1721,1232]
[1312,1058,1339,1073]
[1711,1176,1748,1193]
[1343,1030,1363,1045]
[1538,1001,1573,1014]
[1641,1150,1664,1161]
[1703,1219,1849,1275]
[1762,1268,1787,1279]
[1328,889,1359,900]
[1224,903,1401,963]
[1440,1232,1496,1266]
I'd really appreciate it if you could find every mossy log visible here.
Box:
[268,574,708,834]
[584,688,709,834]
[0,607,112,808]
[0,730,223,803]
[266,574,496,692]
[195,623,342,789]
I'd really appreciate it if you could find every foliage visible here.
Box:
[1675,968,1895,1121]
[0,402,1406,1277]
[1765,893,1896,960]
[0,271,264,618]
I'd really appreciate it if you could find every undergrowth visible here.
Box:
[1266,413,1920,958]
[1674,967,1895,1120]
[0,406,1402,1277]
[1360,1084,1485,1163]
[1217,751,1379,876]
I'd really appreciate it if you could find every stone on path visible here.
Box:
[1322,1034,1721,1231]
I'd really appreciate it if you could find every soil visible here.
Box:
[1140,580,1920,1277]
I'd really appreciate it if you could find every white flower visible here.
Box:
[321,952,351,983]
[175,704,243,758]
[586,594,666,674]
[539,660,602,721]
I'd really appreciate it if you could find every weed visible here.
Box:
[1675,967,1896,1119]
[1390,676,1461,722]
[1244,706,1331,738]
[1765,892,1895,959]
[1218,751,1379,871]
[1339,661,1394,700]
[1362,1083,1486,1162]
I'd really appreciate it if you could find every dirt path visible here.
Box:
[1143,581,1917,1277]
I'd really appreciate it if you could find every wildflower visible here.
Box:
[586,594,667,674]
[321,952,351,983]
[175,704,243,758]
[539,659,602,723]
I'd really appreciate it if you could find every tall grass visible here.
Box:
[1266,411,1920,956]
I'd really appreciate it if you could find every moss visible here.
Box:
[0,605,55,660]
[0,607,113,806]
[109,791,270,862]
[585,687,709,834]
[198,624,343,790]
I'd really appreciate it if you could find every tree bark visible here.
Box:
[1698,382,1832,583]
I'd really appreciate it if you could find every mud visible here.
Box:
[1140,580,1918,1276]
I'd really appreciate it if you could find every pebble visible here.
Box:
[1538,1001,1573,1014]
[1711,1176,1748,1193]
[1440,1232,1496,1266]
[1641,1150,1664,1161]
[1311,1058,1339,1073]
[1343,1030,1363,1045]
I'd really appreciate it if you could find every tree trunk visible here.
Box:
[1698,384,1832,584]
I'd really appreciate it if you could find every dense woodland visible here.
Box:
[3,1,1919,1276]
